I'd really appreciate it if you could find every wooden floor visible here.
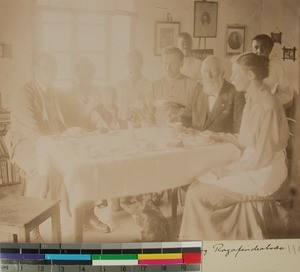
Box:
[1,183,300,243]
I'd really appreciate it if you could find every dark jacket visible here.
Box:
[191,80,245,134]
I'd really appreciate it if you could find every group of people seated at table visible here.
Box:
[6,31,294,241]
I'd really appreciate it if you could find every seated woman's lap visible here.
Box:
[186,181,249,209]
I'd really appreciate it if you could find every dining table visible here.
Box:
[36,126,241,242]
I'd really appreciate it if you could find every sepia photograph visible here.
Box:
[283,46,297,61]
[155,21,181,56]
[226,25,245,54]
[271,32,282,44]
[0,0,300,271]
[194,1,218,37]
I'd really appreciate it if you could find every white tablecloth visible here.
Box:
[36,127,241,208]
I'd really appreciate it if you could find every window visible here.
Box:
[35,4,135,88]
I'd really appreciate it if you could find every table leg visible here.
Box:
[18,228,30,242]
[51,204,61,242]
[72,201,98,243]
[7,234,17,242]
[74,207,85,243]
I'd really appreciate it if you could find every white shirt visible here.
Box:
[203,81,223,111]
[207,96,217,111]
[264,60,293,105]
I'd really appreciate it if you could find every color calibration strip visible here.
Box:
[0,241,201,271]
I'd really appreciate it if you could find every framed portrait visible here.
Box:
[0,43,13,58]
[194,1,218,38]
[271,32,282,44]
[283,46,297,62]
[226,25,245,55]
[154,21,180,56]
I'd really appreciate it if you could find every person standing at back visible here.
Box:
[252,34,293,107]
[177,32,202,83]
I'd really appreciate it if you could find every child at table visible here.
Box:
[99,84,127,130]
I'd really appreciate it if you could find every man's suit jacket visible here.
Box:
[191,80,245,134]
[8,79,66,172]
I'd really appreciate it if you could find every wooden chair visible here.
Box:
[0,194,61,242]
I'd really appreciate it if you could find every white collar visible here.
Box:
[203,79,223,96]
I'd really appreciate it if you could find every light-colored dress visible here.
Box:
[179,87,289,240]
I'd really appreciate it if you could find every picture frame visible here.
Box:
[226,25,245,55]
[282,46,297,62]
[271,32,282,44]
[194,1,218,38]
[0,43,13,58]
[154,21,180,56]
[192,49,214,60]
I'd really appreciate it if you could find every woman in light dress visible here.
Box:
[179,53,289,240]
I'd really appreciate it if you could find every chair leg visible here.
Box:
[13,234,18,242]
[7,234,18,242]
[18,228,30,242]
[51,205,61,242]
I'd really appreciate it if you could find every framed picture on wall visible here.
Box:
[282,46,297,62]
[154,21,180,56]
[194,1,218,38]
[226,25,246,55]
[192,49,214,60]
[271,32,282,44]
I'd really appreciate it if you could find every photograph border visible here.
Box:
[154,21,181,56]
[193,1,218,38]
[226,25,246,55]
[1,1,300,271]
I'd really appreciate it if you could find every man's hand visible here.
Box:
[203,131,232,142]
[203,130,222,141]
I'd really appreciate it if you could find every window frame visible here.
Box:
[33,5,136,84]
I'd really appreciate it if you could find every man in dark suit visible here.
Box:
[191,56,245,134]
